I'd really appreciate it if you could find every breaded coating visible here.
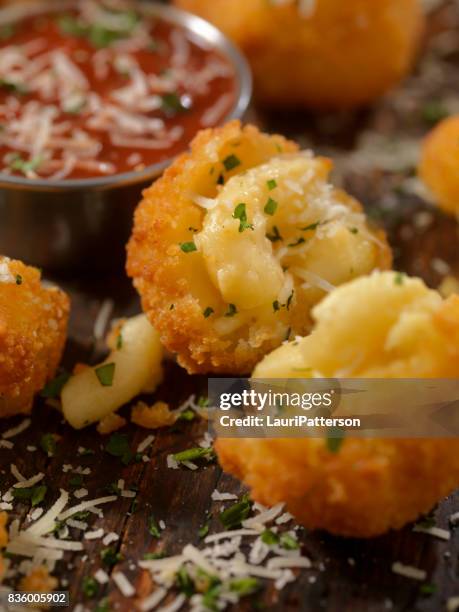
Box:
[217,272,459,537]
[0,257,69,418]
[0,512,7,548]
[127,122,391,374]
[175,0,424,109]
[418,115,459,216]
[19,566,58,593]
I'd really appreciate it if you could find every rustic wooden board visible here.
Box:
[1,1,459,610]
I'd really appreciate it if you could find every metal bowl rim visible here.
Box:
[0,1,252,192]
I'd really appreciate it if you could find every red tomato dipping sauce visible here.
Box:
[0,1,238,180]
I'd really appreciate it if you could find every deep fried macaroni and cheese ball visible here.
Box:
[418,115,459,216]
[175,0,424,109]
[0,257,69,418]
[127,122,391,374]
[216,272,459,537]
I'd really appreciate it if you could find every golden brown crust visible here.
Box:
[176,0,424,109]
[0,258,69,418]
[127,121,298,374]
[127,121,391,374]
[216,436,459,538]
[217,274,459,537]
[418,115,459,216]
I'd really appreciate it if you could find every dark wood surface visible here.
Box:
[2,1,459,610]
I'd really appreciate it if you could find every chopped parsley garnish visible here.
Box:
[95,597,110,612]
[266,225,283,242]
[286,290,294,310]
[420,583,437,596]
[264,197,278,216]
[116,332,123,350]
[82,577,99,598]
[203,307,214,318]
[72,511,90,521]
[348,227,359,234]
[41,372,70,399]
[95,363,115,387]
[267,179,277,191]
[100,546,123,568]
[176,567,195,597]
[15,274,22,285]
[179,241,197,253]
[9,154,42,174]
[106,481,121,496]
[143,551,166,560]
[416,515,436,529]
[273,300,280,312]
[223,154,241,172]
[58,11,139,48]
[224,303,238,317]
[173,447,215,463]
[40,433,57,457]
[105,433,133,465]
[217,173,224,185]
[326,428,344,453]
[0,80,28,95]
[261,529,279,545]
[233,203,253,232]
[229,577,260,596]
[69,475,84,488]
[198,522,210,539]
[301,221,322,231]
[12,485,47,507]
[197,396,210,408]
[148,515,161,539]
[394,271,405,286]
[288,237,305,247]
[161,92,188,116]
[202,584,222,609]
[421,100,449,126]
[219,494,251,529]
[178,408,196,421]
[280,533,299,550]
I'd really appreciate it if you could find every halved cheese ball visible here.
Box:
[175,0,424,109]
[216,272,459,537]
[0,257,69,418]
[418,115,459,216]
[254,271,459,378]
[127,122,391,374]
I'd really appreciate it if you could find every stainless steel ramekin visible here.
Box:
[0,1,252,274]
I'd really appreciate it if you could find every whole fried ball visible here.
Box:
[0,257,69,418]
[127,121,391,374]
[175,0,424,109]
[418,115,459,216]
[216,272,459,537]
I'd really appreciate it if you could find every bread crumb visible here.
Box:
[97,412,127,435]
[20,566,58,593]
[439,275,459,298]
[131,401,176,429]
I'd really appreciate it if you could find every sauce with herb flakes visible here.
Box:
[0,1,237,180]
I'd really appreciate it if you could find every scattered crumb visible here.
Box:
[439,275,459,298]
[97,413,127,435]
[19,566,58,593]
[131,401,177,430]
